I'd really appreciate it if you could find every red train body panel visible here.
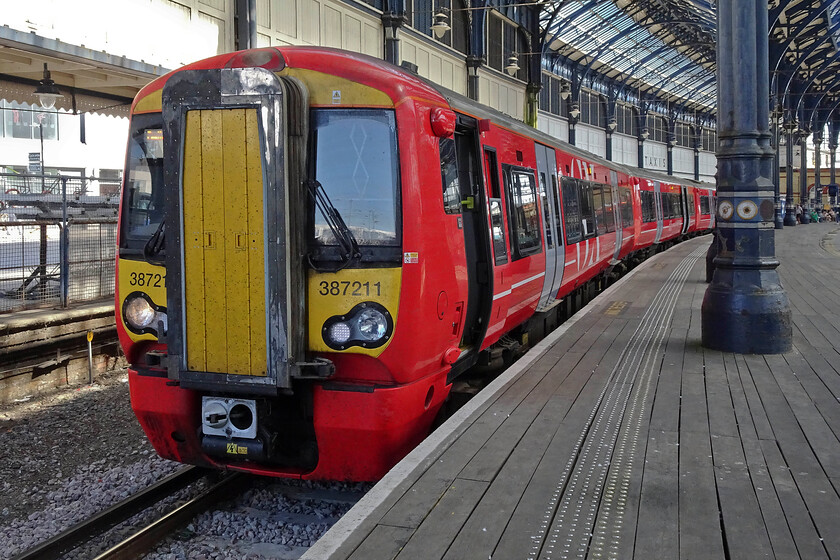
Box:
[116,47,715,481]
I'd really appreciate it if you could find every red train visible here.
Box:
[115,46,715,481]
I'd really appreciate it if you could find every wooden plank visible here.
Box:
[758,354,840,478]
[711,435,775,559]
[394,479,488,560]
[379,342,576,529]
[737,355,774,441]
[489,395,579,559]
[724,354,759,441]
[679,431,725,560]
[491,355,624,558]
[459,317,624,482]
[347,525,414,560]
[443,390,594,560]
[648,327,687,433]
[634,430,679,559]
[680,371,708,436]
[741,437,800,559]
[773,352,840,445]
[759,439,829,560]
[704,349,739,438]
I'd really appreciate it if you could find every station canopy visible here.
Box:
[540,0,840,123]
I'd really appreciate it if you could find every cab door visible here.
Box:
[453,116,492,354]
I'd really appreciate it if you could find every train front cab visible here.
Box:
[116,48,479,481]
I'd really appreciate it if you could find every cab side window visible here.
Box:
[440,138,461,214]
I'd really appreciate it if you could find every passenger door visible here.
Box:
[535,143,563,309]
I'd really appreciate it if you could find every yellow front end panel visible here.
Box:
[117,258,166,343]
[307,268,401,357]
[182,109,267,376]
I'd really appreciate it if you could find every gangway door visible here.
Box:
[161,68,310,393]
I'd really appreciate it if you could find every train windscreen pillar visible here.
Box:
[701,0,792,354]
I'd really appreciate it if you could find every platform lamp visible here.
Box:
[606,117,617,133]
[34,63,63,109]
[505,53,520,76]
[560,81,571,100]
[431,9,450,39]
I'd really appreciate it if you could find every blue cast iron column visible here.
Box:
[783,119,797,225]
[814,131,822,209]
[701,0,792,353]
[830,136,838,205]
[799,129,811,223]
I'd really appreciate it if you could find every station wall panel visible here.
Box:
[699,152,716,181]
[672,146,694,176]
[537,112,569,143]
[612,134,638,167]
[401,37,467,96]
[256,0,381,58]
[575,124,606,159]
[478,74,524,120]
[643,142,668,172]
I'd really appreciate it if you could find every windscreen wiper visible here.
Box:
[306,179,361,271]
[143,219,165,266]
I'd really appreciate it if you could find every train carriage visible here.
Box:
[116,46,714,481]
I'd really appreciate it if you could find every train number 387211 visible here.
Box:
[318,280,382,297]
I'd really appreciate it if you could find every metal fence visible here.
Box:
[0,173,119,313]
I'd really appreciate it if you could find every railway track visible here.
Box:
[9,466,237,560]
[11,463,366,560]
[93,471,247,559]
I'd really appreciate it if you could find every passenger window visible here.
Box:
[593,185,607,236]
[539,172,554,249]
[504,166,542,260]
[619,187,633,228]
[579,181,596,238]
[603,187,615,233]
[551,175,563,245]
[641,191,656,223]
[562,177,582,244]
[440,138,461,214]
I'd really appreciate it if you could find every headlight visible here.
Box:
[357,308,387,341]
[323,302,393,350]
[122,292,167,336]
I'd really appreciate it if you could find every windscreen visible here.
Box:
[121,113,164,250]
[311,109,400,249]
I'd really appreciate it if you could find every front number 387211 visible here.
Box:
[318,280,382,297]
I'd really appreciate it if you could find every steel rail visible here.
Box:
[11,466,206,560]
[93,472,247,560]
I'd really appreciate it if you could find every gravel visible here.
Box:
[0,369,181,559]
[145,479,369,560]
[0,370,371,560]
